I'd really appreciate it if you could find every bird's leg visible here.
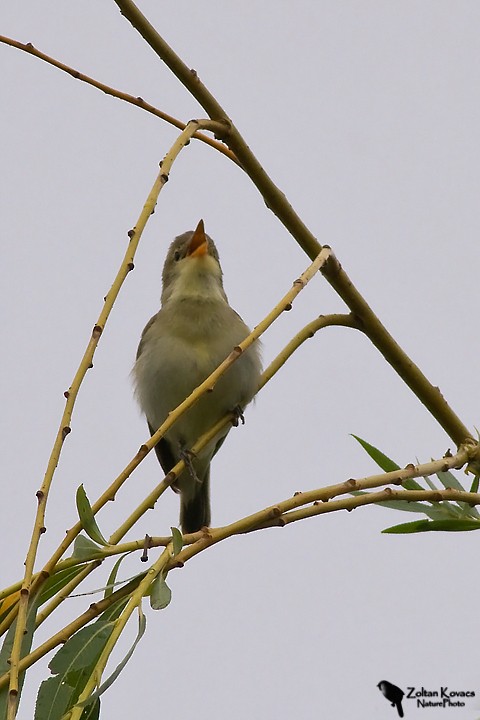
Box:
[179,445,201,484]
[231,405,245,427]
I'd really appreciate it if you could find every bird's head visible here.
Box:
[161,220,227,305]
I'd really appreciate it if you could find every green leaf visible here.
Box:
[378,500,441,515]
[436,469,464,491]
[435,470,480,519]
[352,436,427,491]
[39,566,86,606]
[35,676,73,720]
[421,504,460,520]
[76,485,109,546]
[35,620,114,720]
[72,535,102,560]
[171,527,183,556]
[48,622,113,676]
[423,474,438,491]
[470,475,479,494]
[351,490,430,515]
[0,593,40,718]
[351,435,400,472]
[150,573,172,610]
[77,608,147,710]
[382,518,480,534]
[401,477,425,491]
[104,554,132,599]
[34,601,127,719]
[80,698,100,720]
[96,598,129,624]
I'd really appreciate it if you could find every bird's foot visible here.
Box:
[231,405,245,427]
[180,447,201,484]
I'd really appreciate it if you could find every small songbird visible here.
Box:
[133,220,262,533]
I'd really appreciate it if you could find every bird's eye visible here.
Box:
[174,250,181,262]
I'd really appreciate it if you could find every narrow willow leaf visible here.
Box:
[80,698,100,720]
[352,485,467,521]
[350,490,431,514]
[382,520,439,534]
[351,435,400,472]
[383,518,480,534]
[436,471,480,519]
[378,500,439,514]
[150,573,172,610]
[421,504,461,520]
[98,598,129,624]
[104,553,132,597]
[71,573,143,600]
[424,475,438,491]
[76,485,109,546]
[0,593,40,717]
[436,469,465,491]
[171,527,183,556]
[352,436,426,491]
[72,535,102,560]
[39,566,86,606]
[77,609,147,710]
[470,475,479,494]
[424,497,462,518]
[400,477,425,491]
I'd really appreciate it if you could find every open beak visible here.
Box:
[187,219,208,257]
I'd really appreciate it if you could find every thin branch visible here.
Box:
[0,254,335,632]
[34,561,102,628]
[107,247,330,544]
[322,253,473,447]
[108,415,234,544]
[113,0,320,253]
[112,0,476,451]
[67,547,172,720]
[280,487,480,525]
[259,313,359,390]
[0,35,238,164]
[0,577,146,693]
[5,118,221,718]
[0,445,476,690]
[167,444,477,567]
[0,245,331,642]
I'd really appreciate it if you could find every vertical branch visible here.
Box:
[5,118,224,719]
[67,546,172,720]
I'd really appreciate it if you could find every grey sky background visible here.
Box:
[2,2,480,718]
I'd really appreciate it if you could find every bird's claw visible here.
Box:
[231,405,245,427]
[180,447,201,483]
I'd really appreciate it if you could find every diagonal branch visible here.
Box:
[259,313,359,389]
[112,0,476,450]
[0,34,237,163]
[4,118,223,719]
[0,444,476,692]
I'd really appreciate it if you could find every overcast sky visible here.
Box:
[2,2,480,718]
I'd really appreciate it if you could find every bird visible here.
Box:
[377,680,404,717]
[133,220,262,533]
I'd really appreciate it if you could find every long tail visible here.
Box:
[180,470,211,533]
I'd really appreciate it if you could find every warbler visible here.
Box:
[133,220,262,533]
